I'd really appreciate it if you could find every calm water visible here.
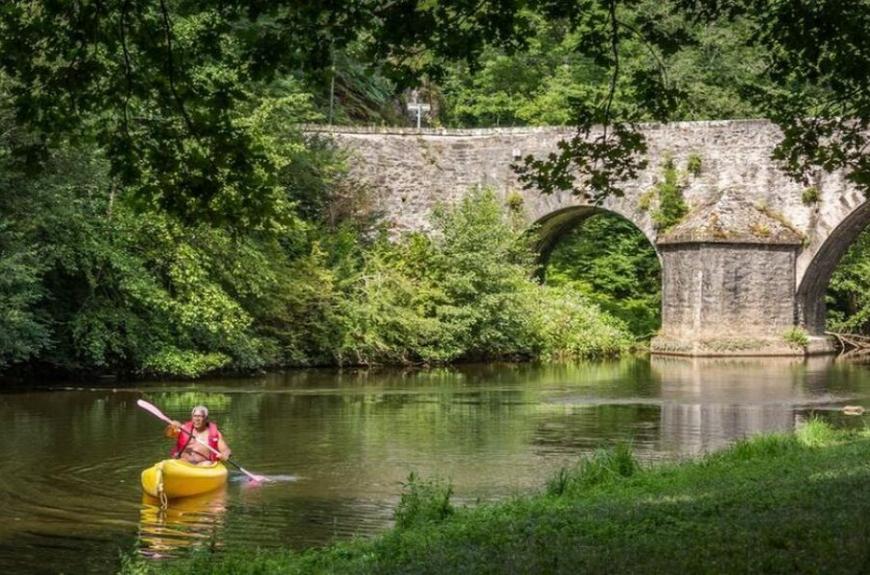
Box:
[1,356,869,574]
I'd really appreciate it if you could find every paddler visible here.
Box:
[166,405,232,466]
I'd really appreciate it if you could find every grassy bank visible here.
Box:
[123,420,870,574]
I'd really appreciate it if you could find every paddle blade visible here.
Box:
[230,462,269,483]
[137,399,172,424]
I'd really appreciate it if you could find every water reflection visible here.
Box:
[651,355,869,454]
[138,489,228,558]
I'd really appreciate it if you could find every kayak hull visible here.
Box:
[141,459,228,499]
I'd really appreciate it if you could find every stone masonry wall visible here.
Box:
[658,244,797,346]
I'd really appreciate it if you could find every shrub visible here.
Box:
[535,285,634,359]
[783,326,809,348]
[801,186,820,205]
[686,153,703,176]
[394,472,454,529]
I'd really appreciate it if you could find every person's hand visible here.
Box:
[217,452,230,462]
[165,420,182,438]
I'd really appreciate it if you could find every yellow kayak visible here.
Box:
[141,459,228,499]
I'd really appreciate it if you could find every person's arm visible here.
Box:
[217,434,232,461]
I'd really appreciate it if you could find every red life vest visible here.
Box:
[170,421,221,462]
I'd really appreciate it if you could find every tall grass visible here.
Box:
[796,417,837,447]
[547,443,639,496]
[394,472,454,529]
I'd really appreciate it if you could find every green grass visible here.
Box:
[783,326,810,348]
[123,420,870,574]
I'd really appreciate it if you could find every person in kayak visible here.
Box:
[166,405,232,466]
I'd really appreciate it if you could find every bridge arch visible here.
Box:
[797,198,870,334]
[528,205,660,271]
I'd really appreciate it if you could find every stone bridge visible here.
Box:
[309,121,867,356]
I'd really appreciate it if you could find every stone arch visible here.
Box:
[528,205,661,274]
[797,199,870,334]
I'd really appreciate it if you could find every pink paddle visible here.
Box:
[137,399,268,483]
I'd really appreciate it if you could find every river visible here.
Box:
[0,356,868,574]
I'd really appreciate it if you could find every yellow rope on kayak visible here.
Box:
[155,461,168,509]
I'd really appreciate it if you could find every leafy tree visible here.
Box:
[0,1,571,228]
[0,235,49,367]
[681,0,869,196]
[427,189,542,359]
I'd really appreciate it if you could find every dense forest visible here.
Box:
[0,0,867,378]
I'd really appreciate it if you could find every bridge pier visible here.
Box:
[650,199,834,356]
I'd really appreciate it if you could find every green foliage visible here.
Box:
[739,0,870,196]
[546,214,661,338]
[827,227,870,336]
[333,189,633,365]
[801,187,820,205]
[505,190,525,213]
[427,189,540,360]
[0,240,50,367]
[336,237,448,365]
[0,159,636,376]
[394,472,454,530]
[686,153,702,176]
[724,433,799,461]
[140,350,231,379]
[534,286,635,359]
[0,1,634,227]
[438,3,763,129]
[796,418,837,448]
[650,158,689,232]
[783,326,809,348]
[547,443,639,496]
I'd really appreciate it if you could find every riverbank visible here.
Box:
[122,419,870,574]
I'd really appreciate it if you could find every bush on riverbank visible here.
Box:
[120,420,870,574]
[1,153,633,377]
[334,190,633,366]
